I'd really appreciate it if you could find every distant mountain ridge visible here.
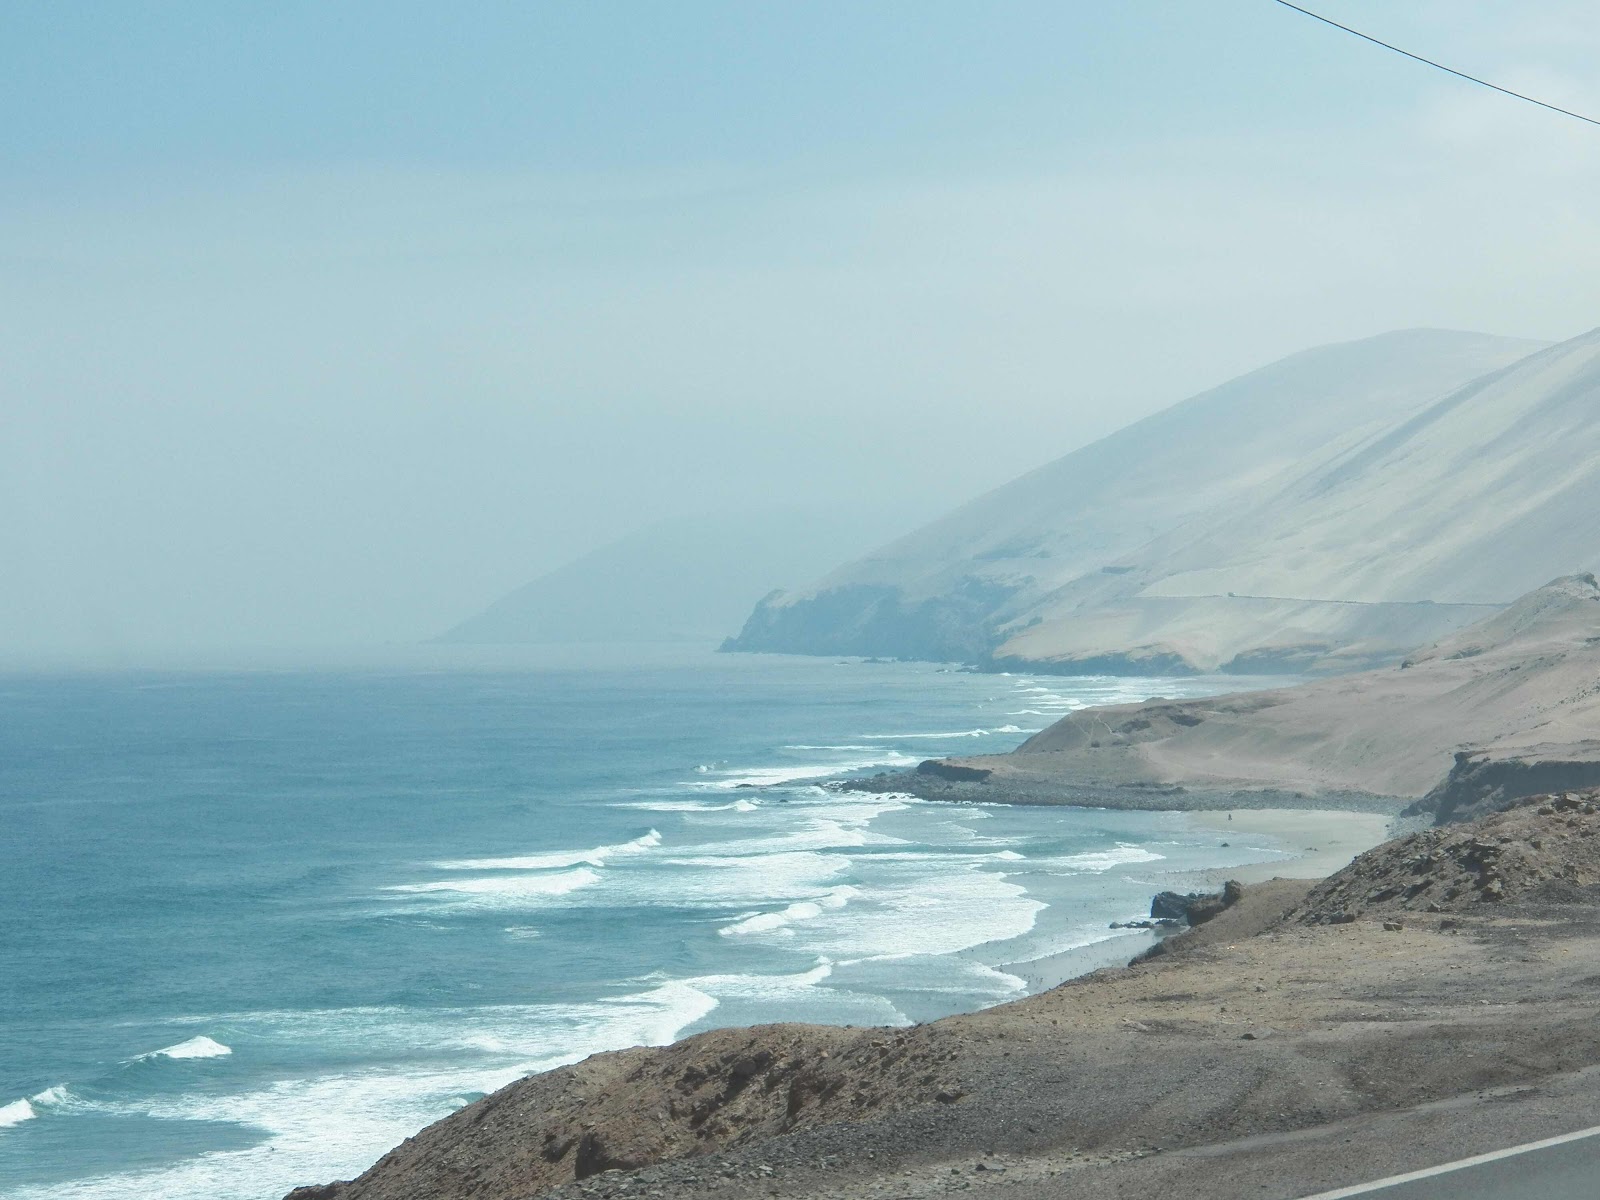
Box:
[725,327,1572,673]
[439,508,921,645]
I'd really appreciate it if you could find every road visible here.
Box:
[977,1062,1600,1200]
[1298,1125,1600,1198]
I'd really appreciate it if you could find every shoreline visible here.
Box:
[296,792,1600,1200]
[842,769,1411,814]
[279,788,1414,1199]
[1185,807,1399,886]
[996,807,1396,993]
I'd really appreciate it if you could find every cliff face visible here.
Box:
[726,327,1600,673]
[1406,746,1600,826]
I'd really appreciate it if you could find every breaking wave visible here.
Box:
[431,830,660,871]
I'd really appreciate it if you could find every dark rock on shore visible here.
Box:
[1145,881,1245,927]
[1149,891,1205,921]
[914,759,992,783]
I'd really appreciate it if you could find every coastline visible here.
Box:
[293,790,1600,1200]
[1186,807,1399,885]
[997,806,1397,991]
[845,769,1410,814]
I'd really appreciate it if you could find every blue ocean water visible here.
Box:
[0,649,1286,1199]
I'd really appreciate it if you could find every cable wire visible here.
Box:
[1271,0,1600,128]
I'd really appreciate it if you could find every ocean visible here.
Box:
[0,649,1288,1199]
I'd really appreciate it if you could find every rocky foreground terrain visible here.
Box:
[288,791,1600,1200]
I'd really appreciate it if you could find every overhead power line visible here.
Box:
[1271,0,1600,128]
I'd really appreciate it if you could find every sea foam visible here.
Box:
[696,752,917,790]
[617,798,758,813]
[384,866,602,908]
[431,830,660,871]
[718,885,859,937]
[0,1098,35,1128]
[1052,844,1166,871]
[136,1036,233,1061]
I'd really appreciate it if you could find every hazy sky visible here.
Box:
[4,1,1598,661]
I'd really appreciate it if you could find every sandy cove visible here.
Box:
[1187,808,1398,885]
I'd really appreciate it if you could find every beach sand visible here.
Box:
[1189,807,1398,885]
[999,808,1397,993]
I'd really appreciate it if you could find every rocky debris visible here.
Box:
[1293,790,1600,924]
[283,1023,963,1200]
[1150,891,1207,920]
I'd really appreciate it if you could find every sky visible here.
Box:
[3,1,1598,662]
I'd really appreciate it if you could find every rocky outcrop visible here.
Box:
[914,759,993,783]
[1148,881,1243,925]
[1293,791,1600,924]
[281,1023,961,1200]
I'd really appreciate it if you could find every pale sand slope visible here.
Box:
[1189,809,1396,885]
[734,325,1600,675]
[917,574,1600,803]
[992,325,1600,672]
[725,329,1542,666]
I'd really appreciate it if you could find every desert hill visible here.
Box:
[882,575,1600,809]
[726,328,1595,673]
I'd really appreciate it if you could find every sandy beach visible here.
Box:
[290,790,1600,1200]
[1189,807,1399,885]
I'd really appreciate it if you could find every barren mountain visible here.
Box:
[726,328,1588,673]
